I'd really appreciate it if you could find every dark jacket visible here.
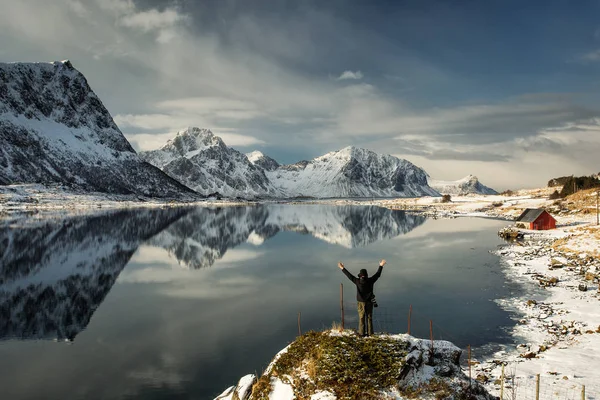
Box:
[342,266,383,302]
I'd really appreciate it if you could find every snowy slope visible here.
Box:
[268,146,439,198]
[140,128,280,198]
[428,175,498,195]
[0,61,196,198]
[0,207,191,340]
[246,150,280,171]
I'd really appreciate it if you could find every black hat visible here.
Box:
[359,269,368,278]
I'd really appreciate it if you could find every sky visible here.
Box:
[1,0,600,190]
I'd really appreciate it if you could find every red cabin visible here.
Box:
[515,208,556,230]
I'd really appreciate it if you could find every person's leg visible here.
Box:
[366,302,374,336]
[357,302,365,336]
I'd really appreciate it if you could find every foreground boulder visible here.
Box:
[216,330,496,400]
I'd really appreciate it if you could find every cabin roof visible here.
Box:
[515,208,553,223]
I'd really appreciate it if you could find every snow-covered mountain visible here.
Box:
[149,205,426,269]
[141,128,437,199]
[267,146,438,198]
[140,128,280,198]
[0,61,196,198]
[246,150,280,171]
[428,175,497,195]
[0,207,191,340]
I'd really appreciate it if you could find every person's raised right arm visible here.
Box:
[338,262,358,284]
[370,259,386,282]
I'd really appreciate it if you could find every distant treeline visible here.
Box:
[548,176,572,187]
[548,175,600,199]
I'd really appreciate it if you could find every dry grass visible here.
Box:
[250,330,410,400]
[330,321,343,332]
[250,375,272,399]
[551,226,600,260]
[585,272,597,281]
[559,188,600,213]
[304,357,318,381]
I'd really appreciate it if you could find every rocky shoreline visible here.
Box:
[475,226,600,396]
[369,188,600,396]
[377,189,600,397]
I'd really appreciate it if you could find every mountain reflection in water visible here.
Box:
[151,204,426,269]
[0,207,192,340]
[0,205,424,341]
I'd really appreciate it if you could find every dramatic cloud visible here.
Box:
[337,70,363,80]
[1,0,600,189]
[120,8,187,32]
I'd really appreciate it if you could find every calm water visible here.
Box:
[0,204,518,400]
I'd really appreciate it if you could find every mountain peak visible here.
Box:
[178,126,214,137]
[162,127,224,156]
[246,150,265,163]
[319,146,360,160]
[175,127,219,143]
[337,145,359,155]
[57,59,74,69]
[246,150,280,171]
[460,174,477,182]
[328,146,398,163]
[429,175,497,195]
[141,131,280,197]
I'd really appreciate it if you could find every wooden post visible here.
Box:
[298,312,302,336]
[500,364,504,400]
[535,374,540,400]
[340,283,344,330]
[596,190,600,225]
[429,320,434,352]
[408,304,412,335]
[582,384,585,400]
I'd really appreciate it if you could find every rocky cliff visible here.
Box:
[140,128,280,198]
[0,61,196,198]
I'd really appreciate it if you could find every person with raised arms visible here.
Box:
[338,259,386,337]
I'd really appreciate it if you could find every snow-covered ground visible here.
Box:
[476,227,600,398]
[375,187,600,398]
[0,184,247,220]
